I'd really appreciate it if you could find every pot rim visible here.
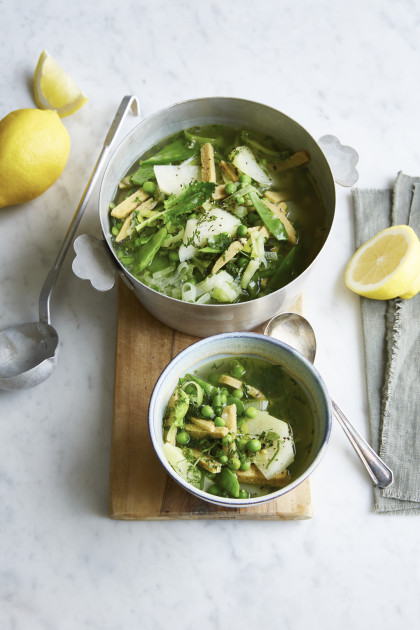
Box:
[99,96,336,309]
[148,331,332,508]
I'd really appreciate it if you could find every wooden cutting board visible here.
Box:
[109,281,312,520]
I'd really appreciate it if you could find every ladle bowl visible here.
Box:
[0,96,139,392]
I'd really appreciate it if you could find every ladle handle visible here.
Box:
[332,399,394,488]
[39,95,140,324]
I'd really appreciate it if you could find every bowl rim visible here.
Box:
[148,331,332,508]
[99,96,336,310]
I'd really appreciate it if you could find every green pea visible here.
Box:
[176,431,190,445]
[219,454,229,465]
[225,182,238,195]
[240,459,251,471]
[201,405,214,419]
[237,256,249,268]
[247,212,258,225]
[168,250,179,262]
[231,361,246,379]
[214,416,226,427]
[236,224,248,238]
[237,437,249,451]
[220,393,227,404]
[142,181,157,194]
[239,173,252,184]
[208,484,222,496]
[214,406,223,416]
[245,406,258,418]
[228,457,241,471]
[232,388,243,399]
[236,196,245,205]
[247,438,262,453]
[222,434,233,445]
[239,489,249,499]
[111,226,119,236]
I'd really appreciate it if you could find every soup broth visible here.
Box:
[162,355,316,499]
[109,125,327,304]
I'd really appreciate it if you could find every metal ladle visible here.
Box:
[0,95,139,391]
[264,312,394,488]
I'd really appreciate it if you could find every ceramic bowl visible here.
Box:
[149,332,332,508]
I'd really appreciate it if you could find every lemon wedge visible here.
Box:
[34,50,88,118]
[345,225,420,300]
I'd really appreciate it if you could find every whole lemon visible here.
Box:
[0,108,70,208]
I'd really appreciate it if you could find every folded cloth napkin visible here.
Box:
[352,172,420,514]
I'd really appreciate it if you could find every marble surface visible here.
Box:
[1,1,419,628]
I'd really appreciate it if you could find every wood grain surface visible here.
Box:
[109,281,312,520]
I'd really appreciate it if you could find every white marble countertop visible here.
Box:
[1,1,419,628]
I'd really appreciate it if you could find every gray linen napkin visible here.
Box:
[352,172,420,514]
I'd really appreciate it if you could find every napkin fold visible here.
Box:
[352,173,420,514]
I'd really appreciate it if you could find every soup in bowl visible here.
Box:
[149,332,332,508]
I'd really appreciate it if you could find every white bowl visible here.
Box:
[149,332,332,508]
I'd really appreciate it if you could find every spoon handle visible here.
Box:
[332,399,394,488]
[39,95,140,325]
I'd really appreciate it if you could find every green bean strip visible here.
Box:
[248,191,287,241]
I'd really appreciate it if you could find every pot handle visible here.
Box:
[318,135,359,187]
[72,234,135,292]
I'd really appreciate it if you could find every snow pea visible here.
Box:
[267,245,298,290]
[217,467,240,498]
[137,227,168,272]
[248,191,287,241]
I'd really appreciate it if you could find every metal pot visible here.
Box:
[73,97,358,336]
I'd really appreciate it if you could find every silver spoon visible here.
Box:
[264,312,394,489]
[0,95,139,391]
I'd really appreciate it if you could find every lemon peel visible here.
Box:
[34,50,88,118]
[0,108,70,208]
[345,225,420,300]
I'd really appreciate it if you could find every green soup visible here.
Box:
[109,124,327,304]
[162,356,316,499]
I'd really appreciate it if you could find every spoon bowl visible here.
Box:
[264,312,316,363]
[264,311,394,489]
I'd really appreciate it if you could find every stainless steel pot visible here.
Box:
[73,97,358,336]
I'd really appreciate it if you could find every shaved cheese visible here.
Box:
[246,411,295,480]
[179,209,240,262]
[194,208,240,245]
[154,165,200,195]
[162,443,200,486]
[230,146,273,185]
